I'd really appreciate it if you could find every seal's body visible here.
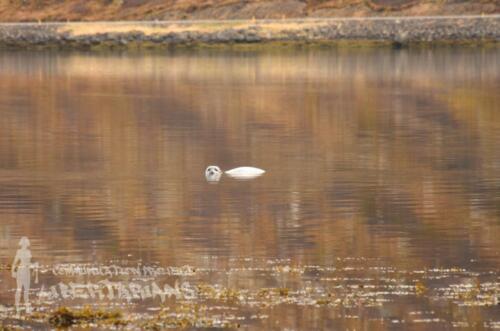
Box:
[225,167,265,178]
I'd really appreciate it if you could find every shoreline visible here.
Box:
[0,15,499,50]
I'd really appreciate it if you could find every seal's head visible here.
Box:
[205,165,222,182]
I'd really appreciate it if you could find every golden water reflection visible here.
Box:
[0,48,498,329]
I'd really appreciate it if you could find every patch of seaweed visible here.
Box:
[48,306,126,328]
[142,303,240,330]
[0,264,11,271]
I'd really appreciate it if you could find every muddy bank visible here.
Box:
[0,16,499,50]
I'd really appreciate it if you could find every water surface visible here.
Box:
[0,48,499,329]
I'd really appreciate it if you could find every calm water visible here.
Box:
[0,48,499,329]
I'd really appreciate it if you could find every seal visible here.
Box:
[205,165,265,181]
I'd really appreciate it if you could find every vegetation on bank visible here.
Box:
[0,0,497,22]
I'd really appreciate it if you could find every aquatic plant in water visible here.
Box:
[48,306,126,328]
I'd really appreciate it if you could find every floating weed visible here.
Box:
[315,299,331,305]
[48,306,126,328]
[415,281,427,296]
[196,284,217,298]
[0,264,11,271]
[217,288,241,302]
[257,288,270,299]
[196,284,242,302]
[271,265,304,275]
[142,303,240,330]
[28,311,47,323]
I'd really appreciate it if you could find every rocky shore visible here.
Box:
[0,15,498,49]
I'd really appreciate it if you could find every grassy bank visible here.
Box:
[0,0,497,22]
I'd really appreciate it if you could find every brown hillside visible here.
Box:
[0,0,497,22]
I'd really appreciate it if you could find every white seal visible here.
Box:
[205,165,265,181]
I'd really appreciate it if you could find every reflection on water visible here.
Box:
[0,48,499,329]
